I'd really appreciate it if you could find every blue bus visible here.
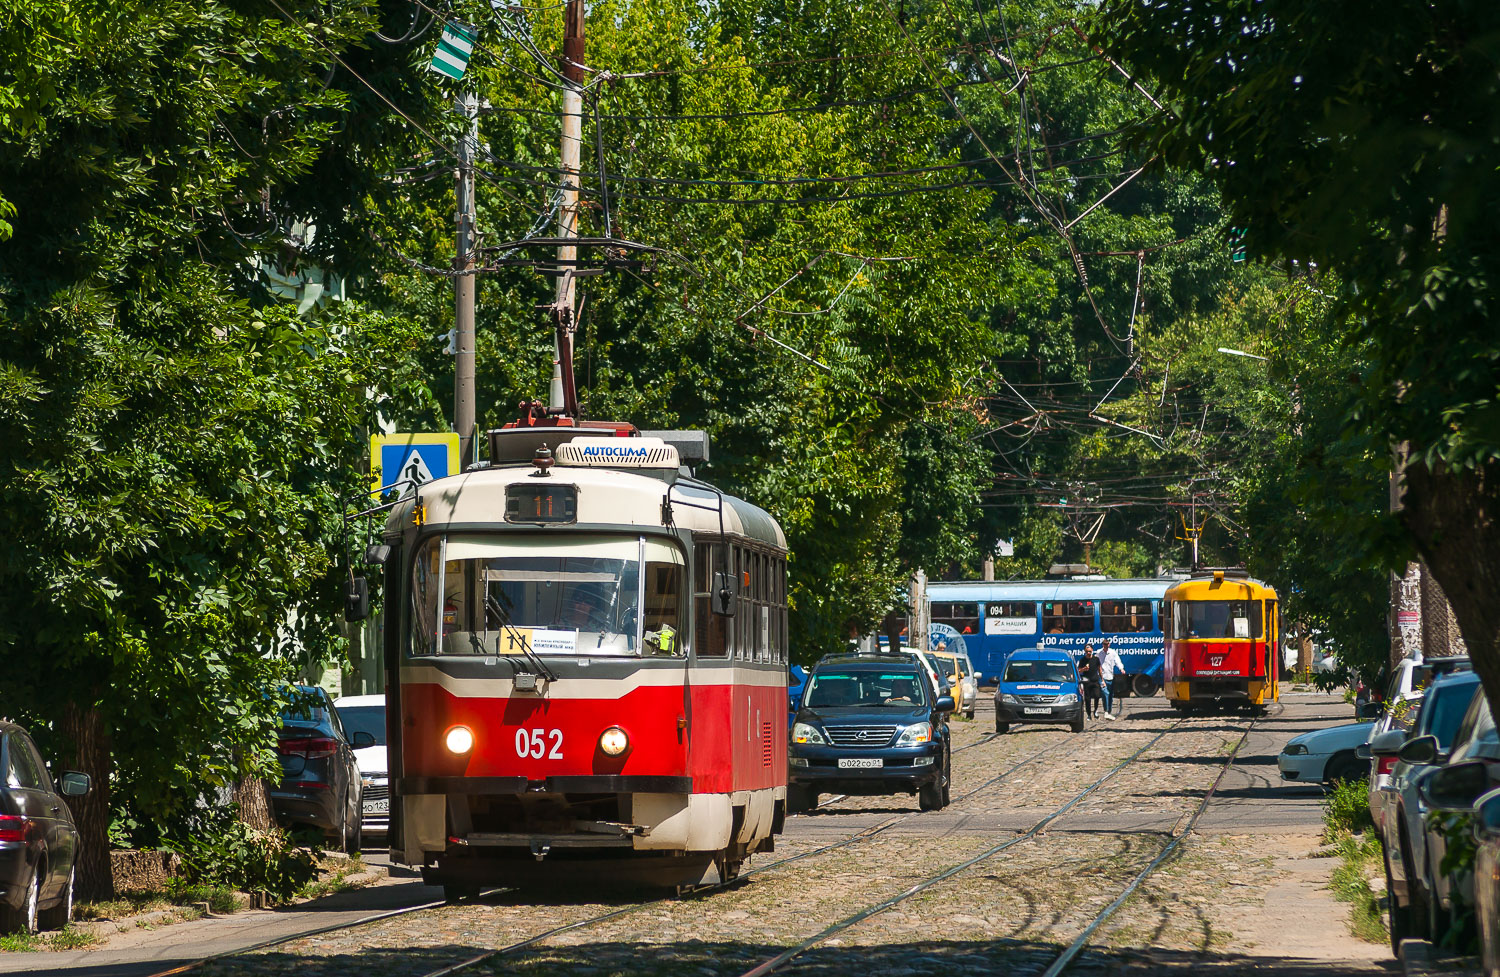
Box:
[925,578,1175,695]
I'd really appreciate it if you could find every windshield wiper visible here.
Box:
[486,594,559,683]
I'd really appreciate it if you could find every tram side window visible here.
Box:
[932,602,980,636]
[1100,599,1154,633]
[1043,601,1096,634]
[694,543,729,657]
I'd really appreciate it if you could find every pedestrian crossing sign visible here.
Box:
[371,433,462,499]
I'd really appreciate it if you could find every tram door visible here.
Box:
[1266,600,1279,702]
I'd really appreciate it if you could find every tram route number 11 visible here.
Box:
[515,728,563,759]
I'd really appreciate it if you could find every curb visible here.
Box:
[1399,939,1482,977]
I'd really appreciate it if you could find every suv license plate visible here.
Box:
[1023,707,1051,715]
[837,758,884,769]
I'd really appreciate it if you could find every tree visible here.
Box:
[1095,0,1500,719]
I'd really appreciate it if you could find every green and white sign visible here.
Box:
[429,21,477,80]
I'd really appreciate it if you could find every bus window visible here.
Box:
[984,602,1037,636]
[1043,601,1095,634]
[932,602,980,635]
[1101,599,1154,633]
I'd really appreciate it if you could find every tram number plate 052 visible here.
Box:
[1023,707,1051,714]
[515,728,564,759]
[837,758,883,769]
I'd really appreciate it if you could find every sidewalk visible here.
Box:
[0,866,441,977]
[1399,940,1482,977]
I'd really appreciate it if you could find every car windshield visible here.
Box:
[934,657,960,680]
[1004,659,1076,684]
[410,533,684,657]
[1174,600,1263,639]
[806,670,928,708]
[338,705,386,747]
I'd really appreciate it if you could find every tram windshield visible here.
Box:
[1173,600,1263,639]
[409,533,685,657]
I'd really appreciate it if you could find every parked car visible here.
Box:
[788,664,808,729]
[992,648,1084,734]
[930,649,977,720]
[789,654,955,813]
[1416,688,1499,946]
[1367,670,1482,952]
[0,722,91,933]
[333,693,389,839]
[1277,721,1375,785]
[1471,786,1500,977]
[271,685,368,851]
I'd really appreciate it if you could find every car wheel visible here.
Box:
[941,751,952,807]
[786,785,814,813]
[444,883,480,904]
[1384,850,1411,956]
[1132,674,1159,697]
[995,722,1009,734]
[1324,752,1365,785]
[0,866,39,934]
[1424,857,1445,945]
[1400,827,1431,940]
[346,808,364,854]
[918,782,943,812]
[1071,717,1085,733]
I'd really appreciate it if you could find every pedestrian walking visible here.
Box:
[1080,644,1103,720]
[1098,637,1125,720]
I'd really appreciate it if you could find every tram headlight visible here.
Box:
[599,726,630,756]
[896,722,932,746]
[444,725,475,755]
[792,722,827,745]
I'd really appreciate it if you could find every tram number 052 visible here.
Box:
[515,728,563,759]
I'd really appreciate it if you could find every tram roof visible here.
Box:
[382,464,786,550]
[926,578,1177,602]
[1164,574,1277,600]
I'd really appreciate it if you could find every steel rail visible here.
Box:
[729,715,1193,977]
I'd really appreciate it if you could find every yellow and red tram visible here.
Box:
[374,418,789,893]
[1162,570,1281,714]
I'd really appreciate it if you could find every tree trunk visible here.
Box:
[882,609,904,654]
[60,701,114,901]
[1401,458,1500,727]
[232,774,275,834]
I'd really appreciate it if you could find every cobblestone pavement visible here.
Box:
[181,693,1390,977]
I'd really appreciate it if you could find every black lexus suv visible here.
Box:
[788,654,955,813]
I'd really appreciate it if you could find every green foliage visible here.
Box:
[1323,776,1375,838]
[171,818,319,903]
[1328,830,1388,945]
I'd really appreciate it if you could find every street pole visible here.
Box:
[454,92,479,464]
[550,0,584,415]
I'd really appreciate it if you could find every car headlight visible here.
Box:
[999,693,1020,704]
[792,722,828,745]
[1283,743,1308,756]
[599,726,630,756]
[444,725,474,754]
[896,722,933,746]
[1056,693,1078,705]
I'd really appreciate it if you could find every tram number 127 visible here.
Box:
[515,728,563,759]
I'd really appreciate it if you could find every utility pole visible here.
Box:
[550,0,585,415]
[454,91,479,464]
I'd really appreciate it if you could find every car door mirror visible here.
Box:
[345,576,370,622]
[935,695,956,714]
[1397,735,1439,765]
[58,771,91,797]
[1371,729,1408,757]
[351,731,376,749]
[711,571,737,616]
[1419,759,1490,811]
[1474,787,1500,840]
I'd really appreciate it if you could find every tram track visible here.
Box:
[725,711,1255,977]
[163,716,1059,977]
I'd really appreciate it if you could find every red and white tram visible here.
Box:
[370,419,789,893]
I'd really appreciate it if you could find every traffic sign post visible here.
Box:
[371,433,462,499]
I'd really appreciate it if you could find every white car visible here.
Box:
[1278,721,1375,785]
[333,694,389,837]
